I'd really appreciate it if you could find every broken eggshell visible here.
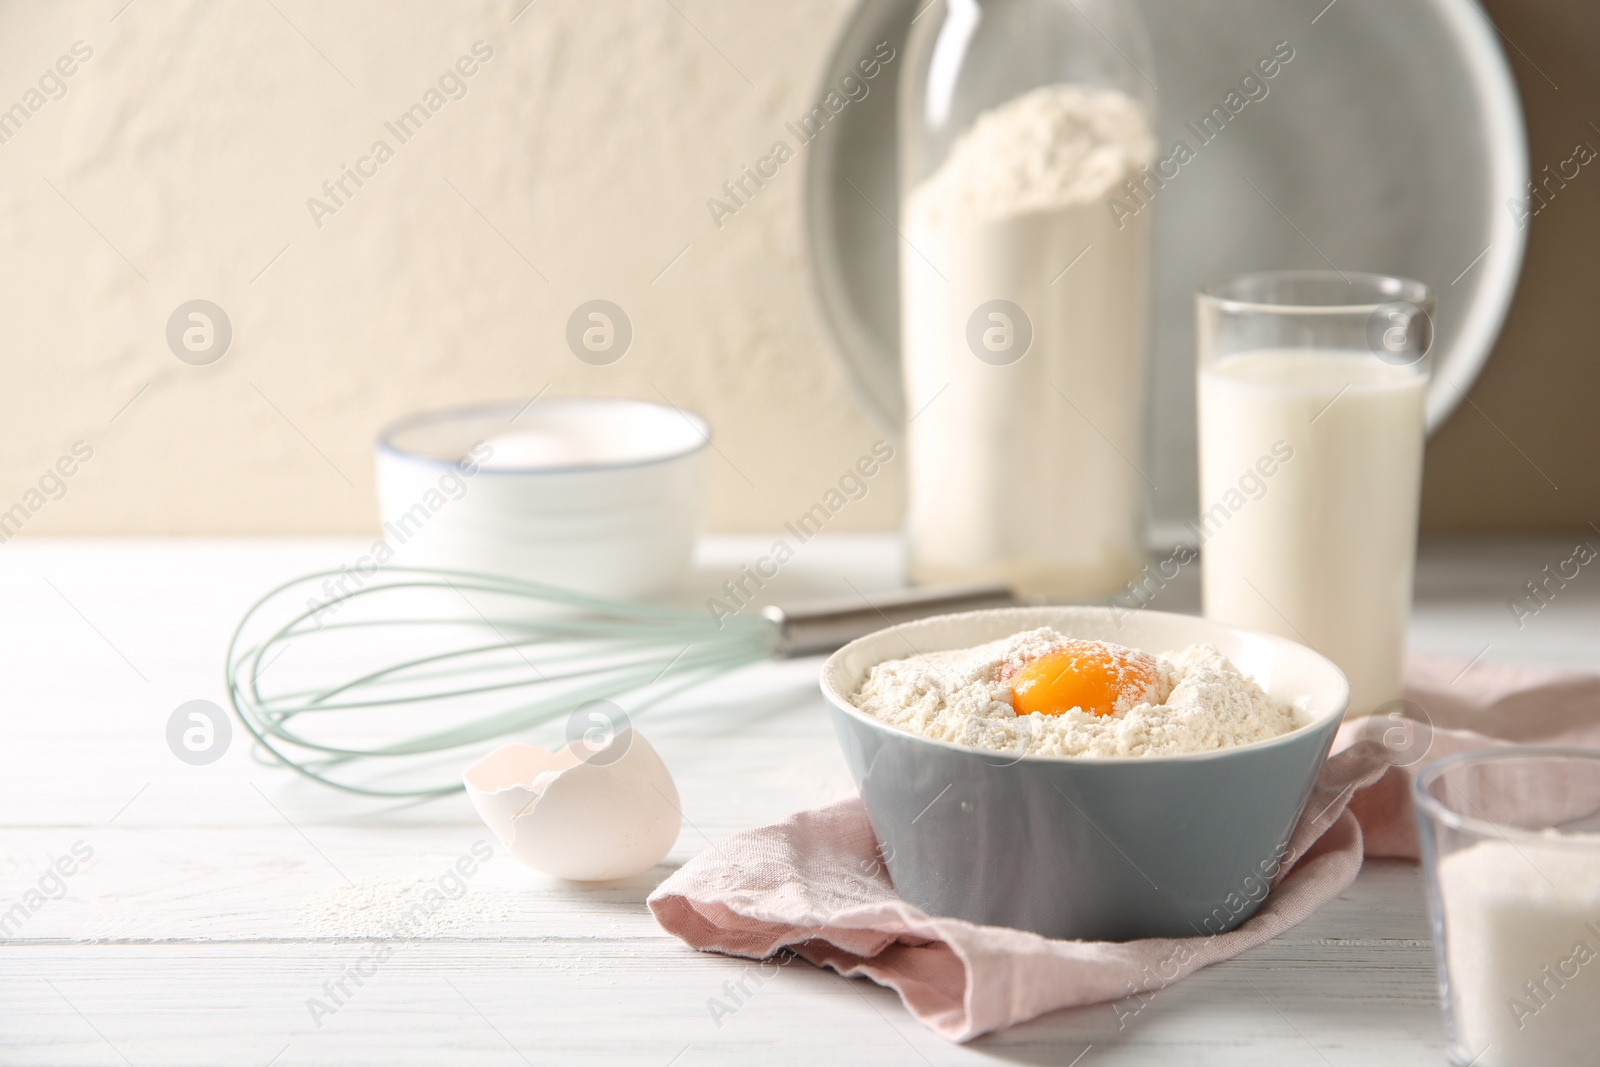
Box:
[463,729,681,881]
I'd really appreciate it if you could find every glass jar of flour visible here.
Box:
[899,0,1157,598]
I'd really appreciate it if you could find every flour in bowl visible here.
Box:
[851,628,1299,758]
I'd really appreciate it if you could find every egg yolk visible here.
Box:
[999,640,1161,718]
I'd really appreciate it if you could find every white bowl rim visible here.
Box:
[820,605,1351,765]
[378,397,711,476]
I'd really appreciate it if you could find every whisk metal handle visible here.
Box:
[762,584,1017,658]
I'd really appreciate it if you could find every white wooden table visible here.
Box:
[3,535,1596,1065]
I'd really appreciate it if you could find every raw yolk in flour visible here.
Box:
[1000,640,1162,718]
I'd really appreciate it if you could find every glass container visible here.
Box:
[1415,749,1600,1067]
[1196,270,1433,714]
[898,0,1158,599]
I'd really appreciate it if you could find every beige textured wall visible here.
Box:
[0,0,1593,539]
[0,0,901,537]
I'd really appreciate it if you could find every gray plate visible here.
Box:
[804,0,1527,526]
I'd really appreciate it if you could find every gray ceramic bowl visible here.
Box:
[821,606,1349,941]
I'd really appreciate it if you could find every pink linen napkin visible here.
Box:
[647,653,1600,1042]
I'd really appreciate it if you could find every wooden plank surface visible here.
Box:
[2,535,1595,1064]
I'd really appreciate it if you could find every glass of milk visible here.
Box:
[1415,749,1600,1067]
[1195,271,1433,715]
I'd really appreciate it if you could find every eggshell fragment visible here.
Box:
[463,730,681,881]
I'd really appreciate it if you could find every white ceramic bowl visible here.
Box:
[821,606,1350,940]
[376,399,707,598]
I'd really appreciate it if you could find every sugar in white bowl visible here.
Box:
[376,399,707,598]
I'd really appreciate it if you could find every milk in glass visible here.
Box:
[1198,350,1425,715]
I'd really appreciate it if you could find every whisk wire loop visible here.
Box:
[226,566,777,797]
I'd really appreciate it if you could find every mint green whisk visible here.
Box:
[225,566,1010,798]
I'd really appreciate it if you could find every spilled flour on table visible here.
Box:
[298,876,510,940]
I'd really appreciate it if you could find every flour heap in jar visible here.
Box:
[901,85,1155,598]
